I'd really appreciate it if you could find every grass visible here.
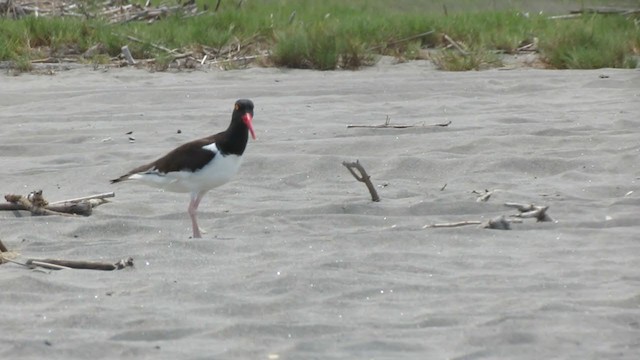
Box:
[0,0,638,72]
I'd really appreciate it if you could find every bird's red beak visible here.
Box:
[243,113,256,140]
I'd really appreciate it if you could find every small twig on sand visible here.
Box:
[423,220,482,228]
[505,202,553,222]
[342,160,380,202]
[48,192,114,206]
[473,189,494,202]
[25,257,134,271]
[423,215,522,230]
[348,116,451,129]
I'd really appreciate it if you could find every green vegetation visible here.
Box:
[0,0,638,72]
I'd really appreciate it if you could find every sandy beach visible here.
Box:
[1,62,639,359]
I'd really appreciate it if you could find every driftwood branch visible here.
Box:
[424,201,553,230]
[348,115,451,129]
[1,190,112,216]
[424,216,522,230]
[0,240,133,271]
[505,202,553,222]
[342,160,380,202]
[443,34,468,56]
[423,220,482,228]
[473,189,494,202]
[48,192,114,206]
[25,257,134,271]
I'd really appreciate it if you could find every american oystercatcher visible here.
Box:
[111,99,256,238]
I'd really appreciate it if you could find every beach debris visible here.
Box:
[423,216,522,230]
[505,202,553,222]
[24,257,134,271]
[0,239,19,265]
[0,0,25,18]
[121,45,137,66]
[424,202,553,230]
[1,190,114,216]
[473,189,494,202]
[1,0,202,23]
[0,239,133,271]
[348,115,451,129]
[569,7,640,16]
[443,34,468,56]
[5,256,134,271]
[342,160,380,202]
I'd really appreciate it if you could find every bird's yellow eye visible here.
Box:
[235,104,239,111]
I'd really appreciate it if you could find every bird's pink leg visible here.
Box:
[188,192,206,238]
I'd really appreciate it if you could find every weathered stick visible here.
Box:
[423,220,482,228]
[569,7,640,15]
[0,200,93,215]
[547,14,582,20]
[121,45,136,65]
[120,34,182,55]
[342,160,380,202]
[423,216,522,230]
[2,191,111,216]
[3,192,68,216]
[208,54,267,66]
[48,192,114,205]
[348,116,451,129]
[473,189,494,202]
[505,202,553,222]
[25,257,134,271]
[443,34,468,56]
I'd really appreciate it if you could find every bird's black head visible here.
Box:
[233,99,256,140]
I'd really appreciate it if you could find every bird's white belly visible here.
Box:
[133,154,243,193]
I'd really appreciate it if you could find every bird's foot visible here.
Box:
[191,227,207,239]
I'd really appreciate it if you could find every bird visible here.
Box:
[111,99,256,238]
